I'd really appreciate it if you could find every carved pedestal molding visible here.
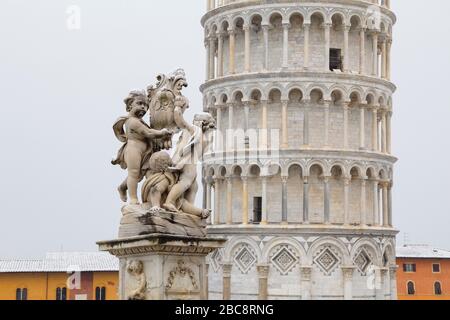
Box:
[98,234,225,300]
[300,266,312,300]
[342,266,356,300]
[222,262,233,300]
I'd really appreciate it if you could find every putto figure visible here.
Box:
[112,70,215,238]
[112,90,172,205]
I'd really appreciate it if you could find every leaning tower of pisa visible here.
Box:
[201,0,397,300]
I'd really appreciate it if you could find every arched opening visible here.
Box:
[288,88,304,148]
[288,13,304,68]
[330,165,345,224]
[269,13,283,70]
[349,167,362,224]
[310,12,325,71]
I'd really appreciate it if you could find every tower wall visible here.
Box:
[201,0,398,300]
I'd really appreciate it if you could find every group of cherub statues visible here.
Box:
[112,69,215,220]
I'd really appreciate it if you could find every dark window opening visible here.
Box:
[329,48,343,71]
[253,197,262,224]
[433,263,441,273]
[95,286,106,300]
[16,288,27,301]
[403,263,416,273]
[435,282,443,295]
[407,281,415,295]
[56,287,67,301]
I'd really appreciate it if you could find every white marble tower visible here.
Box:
[201,0,398,300]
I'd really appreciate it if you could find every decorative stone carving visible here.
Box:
[353,248,374,275]
[126,260,147,300]
[270,245,299,276]
[166,260,199,291]
[234,245,257,274]
[313,246,342,276]
[111,70,216,238]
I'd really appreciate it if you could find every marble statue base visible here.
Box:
[98,234,225,300]
[119,205,208,238]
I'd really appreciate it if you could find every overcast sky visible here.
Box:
[0,0,448,259]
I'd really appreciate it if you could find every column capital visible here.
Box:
[343,176,351,186]
[222,262,233,276]
[321,22,332,30]
[343,24,351,32]
[257,264,270,278]
[300,266,312,280]
[303,176,309,184]
[241,175,248,183]
[243,24,251,32]
[303,23,311,30]
[342,266,356,279]
[227,28,236,36]
[281,176,289,184]
[282,22,291,29]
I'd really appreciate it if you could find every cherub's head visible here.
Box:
[149,151,173,173]
[124,90,149,119]
[193,113,216,132]
[126,260,144,275]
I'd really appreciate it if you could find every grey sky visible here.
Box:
[0,0,448,259]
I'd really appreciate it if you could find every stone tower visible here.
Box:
[201,0,397,300]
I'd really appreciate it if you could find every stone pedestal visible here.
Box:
[98,234,225,300]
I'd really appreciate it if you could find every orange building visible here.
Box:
[0,252,119,300]
[397,245,450,300]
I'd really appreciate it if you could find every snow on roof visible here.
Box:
[0,252,119,273]
[397,245,450,259]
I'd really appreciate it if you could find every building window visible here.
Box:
[252,197,262,224]
[329,48,343,71]
[432,263,441,273]
[407,281,416,295]
[56,287,67,301]
[434,282,443,295]
[16,288,28,300]
[403,263,416,273]
[95,286,106,300]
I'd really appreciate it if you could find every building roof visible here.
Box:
[0,252,119,273]
[397,245,450,259]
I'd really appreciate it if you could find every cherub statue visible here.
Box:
[112,90,172,205]
[126,260,147,300]
[162,97,216,218]
[141,151,177,212]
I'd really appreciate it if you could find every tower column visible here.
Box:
[343,103,349,149]
[282,22,290,69]
[281,100,289,149]
[241,176,249,225]
[244,25,251,72]
[386,111,392,154]
[381,110,387,154]
[372,108,378,152]
[263,24,269,71]
[281,176,288,223]
[300,267,312,300]
[359,28,366,74]
[303,176,310,224]
[344,177,350,225]
[324,176,331,224]
[303,105,310,147]
[324,101,330,148]
[360,178,367,225]
[388,182,393,227]
[382,182,389,227]
[343,25,350,72]
[216,105,223,152]
[226,175,233,224]
[206,177,212,211]
[390,266,398,300]
[217,31,224,77]
[303,24,310,70]
[222,263,233,300]
[261,100,268,149]
[228,28,236,75]
[386,39,392,80]
[324,23,331,71]
[209,36,216,80]
[360,105,366,150]
[214,177,222,225]
[261,176,268,225]
[372,32,378,76]
[342,267,355,300]
[381,38,387,79]
[205,40,211,81]
[373,179,380,226]
[257,265,270,300]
